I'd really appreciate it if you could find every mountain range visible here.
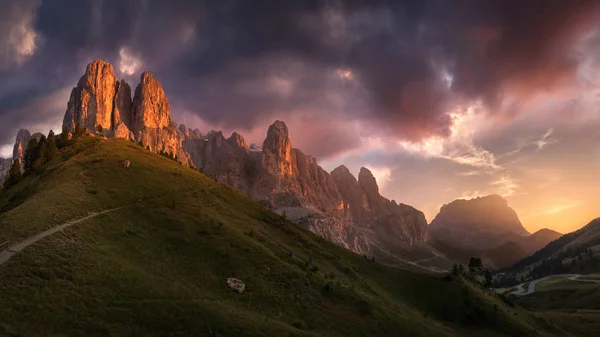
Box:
[2,59,445,270]
[0,59,566,271]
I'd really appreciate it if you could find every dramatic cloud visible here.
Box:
[1,0,600,232]
[0,0,40,69]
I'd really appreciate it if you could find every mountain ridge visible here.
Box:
[6,58,438,269]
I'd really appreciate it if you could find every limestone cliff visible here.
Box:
[182,120,433,260]
[63,59,120,132]
[131,72,191,165]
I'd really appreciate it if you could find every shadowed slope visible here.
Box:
[0,136,555,336]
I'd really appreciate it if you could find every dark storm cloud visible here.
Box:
[429,0,600,110]
[1,0,600,156]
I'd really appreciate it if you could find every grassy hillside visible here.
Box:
[497,219,600,286]
[0,135,557,336]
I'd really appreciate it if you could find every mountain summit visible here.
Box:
[429,194,529,250]
[63,59,190,164]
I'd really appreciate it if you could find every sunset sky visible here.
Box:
[1,0,599,234]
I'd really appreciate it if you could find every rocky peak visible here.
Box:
[11,129,43,167]
[331,165,358,193]
[429,194,529,250]
[132,71,171,131]
[65,58,119,131]
[227,132,248,150]
[262,120,293,178]
[12,128,32,160]
[358,167,379,199]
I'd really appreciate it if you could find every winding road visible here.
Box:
[510,274,600,296]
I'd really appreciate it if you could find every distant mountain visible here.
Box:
[429,195,529,250]
[430,229,562,271]
[519,228,563,254]
[428,196,562,269]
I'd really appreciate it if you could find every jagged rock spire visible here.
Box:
[262,120,293,178]
[63,59,124,132]
[132,71,171,131]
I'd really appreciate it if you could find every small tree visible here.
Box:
[4,160,22,189]
[46,130,59,160]
[23,138,39,171]
[137,141,144,148]
[60,126,71,146]
[484,269,493,286]
[469,257,476,274]
[452,263,459,276]
[37,135,49,164]
[96,124,103,135]
[458,264,465,275]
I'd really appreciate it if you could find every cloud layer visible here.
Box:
[1,0,600,232]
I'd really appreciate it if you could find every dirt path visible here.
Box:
[0,208,122,266]
[0,183,221,267]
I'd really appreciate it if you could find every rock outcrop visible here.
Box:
[62,59,190,165]
[12,129,32,164]
[64,59,120,132]
[428,194,530,250]
[130,72,190,164]
[12,129,43,166]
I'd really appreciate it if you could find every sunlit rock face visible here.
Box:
[428,194,529,250]
[262,121,293,179]
[132,72,171,130]
[62,59,190,165]
[64,59,119,132]
[12,128,32,164]
[131,72,191,165]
